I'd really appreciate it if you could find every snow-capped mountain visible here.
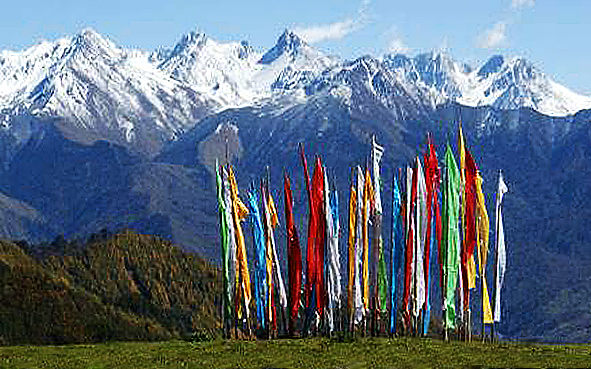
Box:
[156,31,261,106]
[304,55,440,120]
[463,55,591,116]
[0,29,221,154]
[258,30,339,91]
[155,29,339,104]
[0,29,342,154]
[0,27,589,156]
[382,52,591,116]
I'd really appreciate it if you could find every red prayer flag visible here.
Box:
[423,135,441,311]
[461,147,478,311]
[311,157,326,316]
[284,174,302,333]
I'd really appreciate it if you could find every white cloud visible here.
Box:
[388,38,410,55]
[475,0,532,51]
[384,26,410,54]
[294,19,361,44]
[512,0,535,9]
[477,22,507,49]
[294,0,370,44]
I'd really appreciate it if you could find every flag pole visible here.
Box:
[491,170,501,343]
[390,170,397,337]
[478,211,487,343]
[442,160,448,342]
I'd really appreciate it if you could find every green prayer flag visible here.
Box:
[443,144,461,329]
[215,161,232,320]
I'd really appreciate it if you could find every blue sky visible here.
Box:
[1,0,589,95]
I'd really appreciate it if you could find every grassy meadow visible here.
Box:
[0,337,590,369]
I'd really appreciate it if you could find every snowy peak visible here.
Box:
[0,29,221,153]
[413,51,466,98]
[486,56,540,87]
[56,28,123,66]
[156,30,260,106]
[0,39,70,104]
[259,30,339,92]
[259,29,307,65]
[164,30,254,64]
[169,31,208,58]
[464,55,591,116]
[70,28,118,54]
[414,51,457,77]
[1,27,590,156]
[382,51,466,100]
[477,55,505,78]
[380,50,591,116]
[301,55,440,120]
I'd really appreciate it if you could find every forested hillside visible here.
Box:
[0,231,219,345]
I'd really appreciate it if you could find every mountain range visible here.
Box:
[0,28,591,342]
[1,28,589,157]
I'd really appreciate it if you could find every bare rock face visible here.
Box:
[199,122,244,180]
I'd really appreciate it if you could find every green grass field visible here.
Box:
[0,338,590,368]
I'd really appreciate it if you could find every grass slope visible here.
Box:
[0,338,590,368]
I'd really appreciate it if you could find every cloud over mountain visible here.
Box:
[512,0,535,10]
[478,21,507,49]
[293,0,370,43]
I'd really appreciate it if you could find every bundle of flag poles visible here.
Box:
[215,126,509,340]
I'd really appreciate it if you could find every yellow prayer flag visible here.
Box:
[228,166,251,320]
[475,174,493,323]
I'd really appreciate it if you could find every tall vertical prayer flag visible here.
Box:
[443,144,461,329]
[362,168,373,311]
[300,147,317,321]
[267,192,288,320]
[494,171,508,322]
[475,174,493,324]
[312,158,326,317]
[222,167,237,318]
[215,161,232,322]
[324,170,341,332]
[423,137,441,335]
[354,167,365,325]
[372,136,388,311]
[261,180,275,329]
[390,174,402,335]
[414,158,427,320]
[457,125,467,316]
[228,166,251,321]
[461,148,479,313]
[331,190,341,310]
[347,176,357,324]
[403,166,414,320]
[247,188,267,330]
[284,174,302,333]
